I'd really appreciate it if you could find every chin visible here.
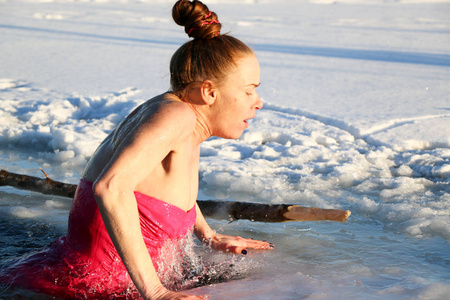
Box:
[230,134,243,140]
[219,130,244,140]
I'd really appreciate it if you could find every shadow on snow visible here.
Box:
[2,24,449,67]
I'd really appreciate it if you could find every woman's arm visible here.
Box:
[193,203,274,254]
[93,101,203,299]
[94,187,164,298]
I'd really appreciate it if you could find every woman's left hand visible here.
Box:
[207,233,274,255]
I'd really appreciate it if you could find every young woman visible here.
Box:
[0,1,272,299]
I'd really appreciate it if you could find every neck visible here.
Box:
[186,103,213,144]
[174,89,214,144]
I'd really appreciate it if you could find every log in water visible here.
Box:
[0,169,350,223]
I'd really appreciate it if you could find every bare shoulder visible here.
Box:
[132,93,197,144]
[144,93,196,130]
[158,93,196,125]
[109,93,197,149]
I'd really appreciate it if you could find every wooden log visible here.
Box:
[0,169,77,198]
[0,169,350,223]
[200,200,350,223]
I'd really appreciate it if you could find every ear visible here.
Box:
[199,80,217,105]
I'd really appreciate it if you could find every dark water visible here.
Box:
[0,216,63,299]
[0,219,62,263]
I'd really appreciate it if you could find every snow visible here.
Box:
[0,0,449,299]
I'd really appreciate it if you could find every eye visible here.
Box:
[246,89,256,96]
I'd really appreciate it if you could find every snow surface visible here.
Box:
[0,0,449,299]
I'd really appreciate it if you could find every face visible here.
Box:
[210,54,263,139]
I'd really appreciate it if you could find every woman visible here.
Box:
[1,0,272,299]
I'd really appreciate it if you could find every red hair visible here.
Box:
[170,0,254,97]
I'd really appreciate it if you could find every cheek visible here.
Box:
[215,114,246,139]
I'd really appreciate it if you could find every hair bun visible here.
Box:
[172,0,221,39]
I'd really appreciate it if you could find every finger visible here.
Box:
[242,239,274,250]
[224,245,247,255]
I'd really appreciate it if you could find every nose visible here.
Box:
[254,93,263,110]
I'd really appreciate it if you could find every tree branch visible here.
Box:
[0,169,350,223]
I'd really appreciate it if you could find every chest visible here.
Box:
[135,144,200,209]
[161,144,199,176]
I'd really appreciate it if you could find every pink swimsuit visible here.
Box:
[1,179,197,299]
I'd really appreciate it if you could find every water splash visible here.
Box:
[156,233,264,291]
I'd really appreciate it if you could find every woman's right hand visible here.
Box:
[147,285,208,300]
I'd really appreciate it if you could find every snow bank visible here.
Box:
[0,79,143,172]
[1,78,448,241]
[199,106,450,242]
